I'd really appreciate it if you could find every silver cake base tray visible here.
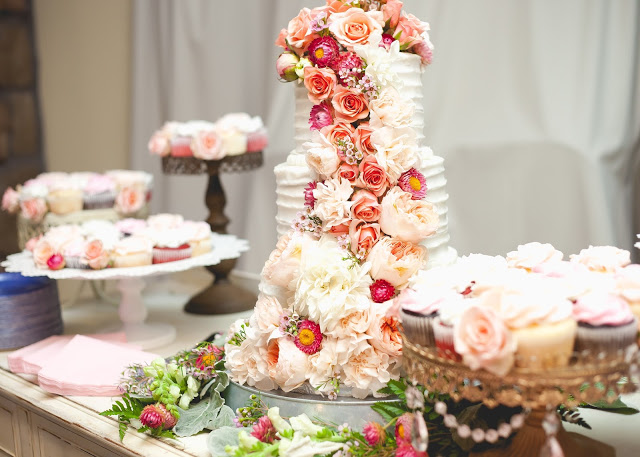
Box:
[223,381,397,429]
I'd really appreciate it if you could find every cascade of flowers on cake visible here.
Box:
[226,0,439,399]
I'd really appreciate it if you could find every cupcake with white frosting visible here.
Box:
[112,236,153,268]
[182,221,212,257]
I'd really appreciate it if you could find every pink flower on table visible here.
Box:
[193,130,224,160]
[304,66,337,104]
[356,155,389,197]
[304,181,318,208]
[383,0,403,28]
[398,168,427,200]
[282,8,319,55]
[354,122,376,157]
[351,189,381,222]
[294,319,323,355]
[251,415,278,443]
[139,405,163,429]
[115,186,144,215]
[363,421,387,446]
[370,279,395,304]
[349,219,380,258]
[328,7,384,51]
[309,102,333,131]
[307,36,340,68]
[333,162,359,183]
[2,187,19,213]
[454,305,516,377]
[395,13,427,49]
[147,130,170,156]
[276,51,299,81]
[20,198,47,222]
[380,187,439,244]
[368,237,427,289]
[46,253,65,270]
[83,239,110,270]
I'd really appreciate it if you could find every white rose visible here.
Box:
[225,325,276,391]
[371,126,418,183]
[369,86,415,129]
[249,294,284,339]
[303,134,339,179]
[342,343,394,399]
[267,338,309,392]
[313,177,354,231]
[379,187,439,244]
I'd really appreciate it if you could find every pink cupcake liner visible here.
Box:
[152,246,192,264]
[400,310,437,348]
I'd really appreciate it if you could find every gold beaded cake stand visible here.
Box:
[402,338,639,457]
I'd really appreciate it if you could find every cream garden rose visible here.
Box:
[304,134,340,179]
[379,187,439,244]
[343,343,395,399]
[266,338,310,392]
[371,126,418,183]
[369,86,415,129]
[313,177,354,231]
[368,236,427,288]
[225,322,276,391]
[261,232,314,290]
[250,294,284,338]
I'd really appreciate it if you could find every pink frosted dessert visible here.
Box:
[114,218,147,236]
[246,128,269,153]
[83,174,117,209]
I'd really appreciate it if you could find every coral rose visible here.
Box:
[349,220,380,258]
[33,239,54,269]
[321,122,355,156]
[328,8,384,51]
[331,86,370,123]
[351,189,381,222]
[454,305,516,376]
[380,187,439,244]
[368,236,427,289]
[20,198,47,222]
[192,130,224,160]
[333,162,359,182]
[325,0,352,14]
[354,122,376,156]
[83,239,110,270]
[395,13,427,49]
[303,66,337,104]
[115,186,145,215]
[284,8,318,55]
[382,0,403,28]
[356,155,389,197]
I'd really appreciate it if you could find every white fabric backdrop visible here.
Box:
[131,0,640,276]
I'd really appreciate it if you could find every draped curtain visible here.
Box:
[131,0,640,276]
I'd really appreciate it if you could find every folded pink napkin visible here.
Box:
[8,332,131,375]
[37,335,158,396]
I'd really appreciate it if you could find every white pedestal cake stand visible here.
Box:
[1,234,249,349]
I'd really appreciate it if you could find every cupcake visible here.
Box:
[112,236,153,268]
[572,290,637,355]
[83,174,117,209]
[62,237,87,269]
[569,245,631,273]
[246,127,268,152]
[148,228,192,264]
[114,218,147,237]
[615,264,640,333]
[170,135,194,157]
[182,221,212,256]
[46,186,83,215]
[397,286,455,348]
[431,293,471,361]
[506,242,563,272]
[147,213,184,230]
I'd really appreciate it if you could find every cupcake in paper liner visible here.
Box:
[430,294,471,361]
[63,238,87,269]
[83,174,117,210]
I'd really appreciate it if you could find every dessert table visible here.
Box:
[0,270,638,457]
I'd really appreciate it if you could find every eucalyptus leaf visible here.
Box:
[207,405,236,430]
[207,426,248,457]
[174,392,224,437]
[214,372,230,392]
[200,378,217,398]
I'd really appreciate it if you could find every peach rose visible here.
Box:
[83,239,110,270]
[368,236,427,288]
[325,0,352,14]
[331,86,370,123]
[382,0,403,28]
[328,8,384,51]
[351,189,381,222]
[354,123,376,156]
[275,28,288,50]
[395,13,427,49]
[303,67,337,104]
[453,305,516,377]
[380,187,439,244]
[369,86,415,129]
[356,155,389,197]
[20,198,47,222]
[33,238,54,269]
[2,187,19,213]
[329,223,349,236]
[267,338,310,392]
[321,122,355,146]
[285,8,319,55]
[115,186,145,215]
[367,304,403,358]
[147,130,170,156]
[349,220,380,258]
[192,130,224,160]
[333,162,359,182]
[304,135,341,179]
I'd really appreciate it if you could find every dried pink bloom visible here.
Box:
[304,181,318,208]
[398,168,427,200]
[251,415,278,443]
[308,36,340,67]
[139,405,164,429]
[395,443,427,457]
[331,52,365,85]
[370,279,396,303]
[309,102,333,130]
[294,319,323,355]
[380,33,396,50]
[363,421,387,446]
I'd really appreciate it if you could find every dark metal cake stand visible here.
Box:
[161,152,263,314]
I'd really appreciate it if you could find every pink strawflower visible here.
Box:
[395,443,428,457]
[47,254,65,270]
[251,415,278,443]
[308,36,340,67]
[380,33,396,50]
[398,168,427,200]
[156,403,177,429]
[363,421,387,446]
[370,279,396,303]
[294,320,323,355]
[309,102,333,130]
[395,413,414,444]
[412,39,433,66]
[331,52,365,85]
[140,405,164,429]
[304,181,318,208]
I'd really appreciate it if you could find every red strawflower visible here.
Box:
[370,279,396,303]
[304,181,318,208]
[251,415,279,443]
[395,443,428,457]
[363,421,387,446]
[309,102,333,130]
[331,52,365,85]
[398,168,427,200]
[380,33,396,50]
[308,36,340,67]
[294,320,323,355]
[139,405,164,429]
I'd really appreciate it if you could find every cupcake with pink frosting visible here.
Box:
[396,286,456,348]
[182,221,212,257]
[115,218,147,237]
[573,290,637,355]
[83,174,117,209]
[62,237,87,269]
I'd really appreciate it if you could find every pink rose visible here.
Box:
[115,186,145,215]
[454,305,516,376]
[379,187,438,244]
[333,162,359,183]
[47,253,65,270]
[349,220,380,258]
[83,239,110,270]
[328,8,384,51]
[2,187,20,213]
[354,123,376,157]
[321,122,355,158]
[395,13,426,49]
[276,51,300,82]
[193,130,224,160]
[303,66,337,104]
[284,8,319,55]
[25,235,42,252]
[368,237,427,288]
[412,39,433,66]
[147,130,170,156]
[20,198,47,222]
[274,28,288,50]
[325,0,352,14]
[356,155,389,197]
[351,189,381,222]
[331,86,370,123]
[382,0,403,28]
[33,239,54,269]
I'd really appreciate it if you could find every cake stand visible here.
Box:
[402,338,640,457]
[1,234,249,349]
[161,152,263,315]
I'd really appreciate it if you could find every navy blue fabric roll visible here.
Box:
[0,273,63,349]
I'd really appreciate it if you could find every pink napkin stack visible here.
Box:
[9,333,158,396]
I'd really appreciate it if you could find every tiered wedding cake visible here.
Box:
[226,0,457,399]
